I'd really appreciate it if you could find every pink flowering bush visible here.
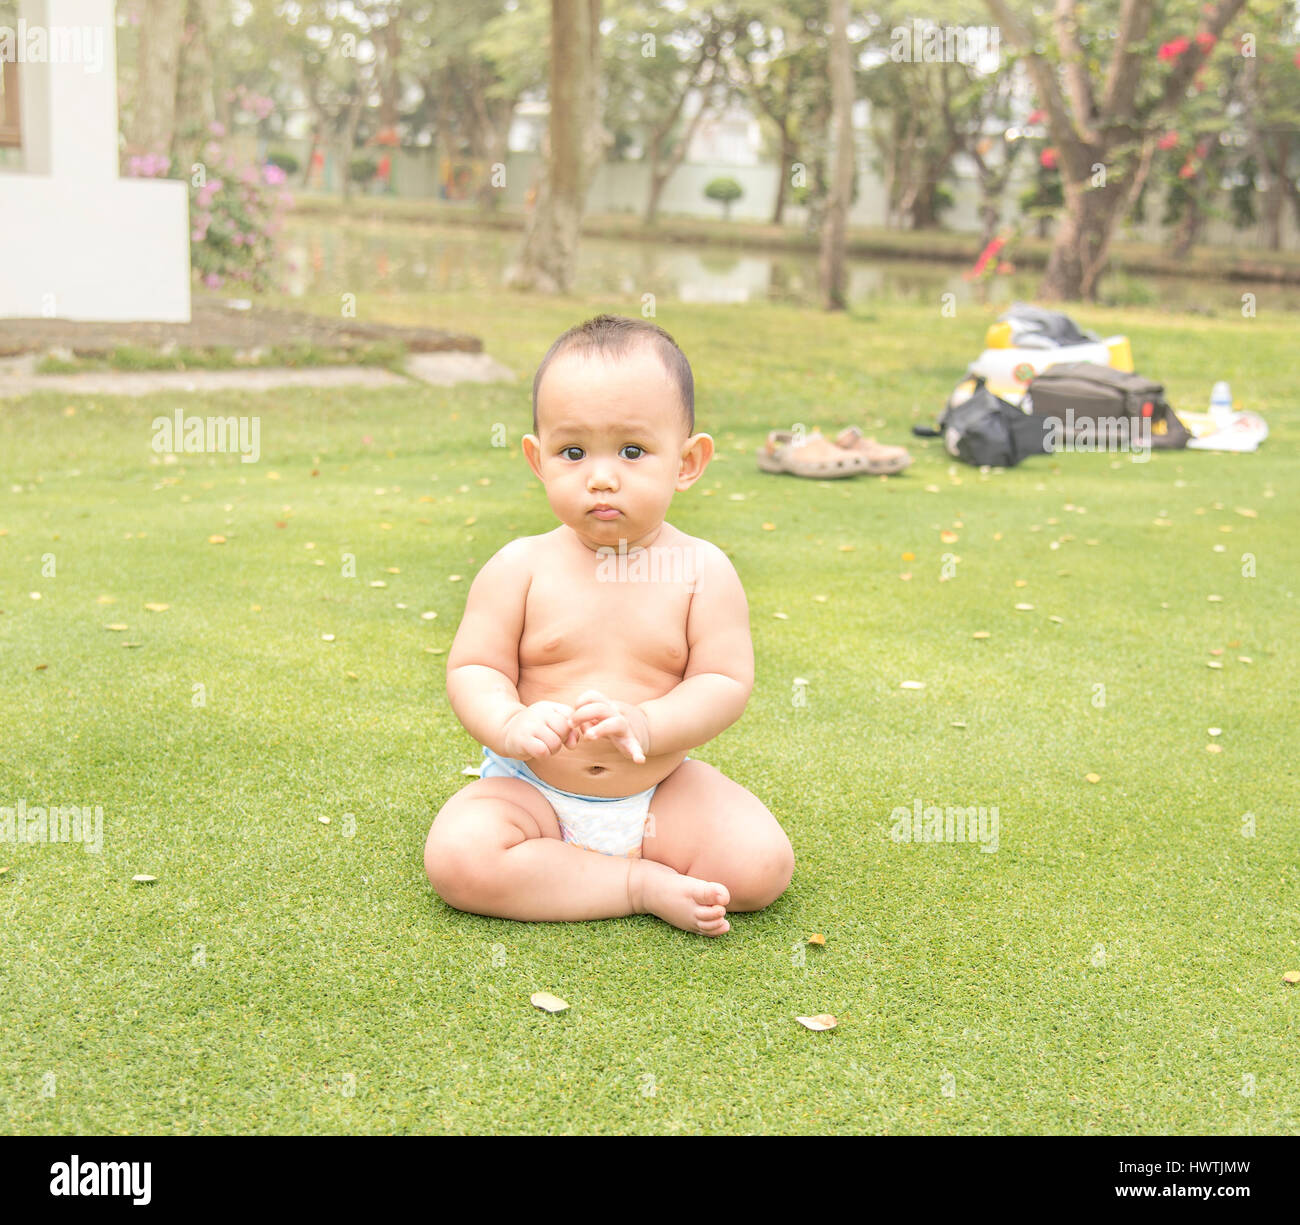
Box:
[127,142,293,291]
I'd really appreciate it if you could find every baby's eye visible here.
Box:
[560,446,585,461]
[620,445,645,460]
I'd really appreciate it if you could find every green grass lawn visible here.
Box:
[1,290,1296,1134]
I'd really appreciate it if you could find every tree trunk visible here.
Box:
[1040,174,1118,301]
[1169,190,1202,259]
[819,0,853,311]
[127,0,187,160]
[508,0,601,293]
[771,127,795,225]
[171,0,217,173]
[340,92,364,202]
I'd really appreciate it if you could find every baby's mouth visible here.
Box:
[589,505,621,520]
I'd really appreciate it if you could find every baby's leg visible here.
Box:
[642,760,794,912]
[424,776,733,934]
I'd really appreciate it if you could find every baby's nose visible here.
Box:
[586,463,618,490]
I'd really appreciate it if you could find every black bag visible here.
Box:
[913,378,1053,468]
[1023,363,1190,450]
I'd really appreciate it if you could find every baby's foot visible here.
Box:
[630,859,732,936]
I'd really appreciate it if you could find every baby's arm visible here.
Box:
[445,540,573,760]
[576,543,753,758]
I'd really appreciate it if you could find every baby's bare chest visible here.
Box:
[519,562,694,677]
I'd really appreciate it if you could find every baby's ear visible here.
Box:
[521,434,545,481]
[676,433,714,490]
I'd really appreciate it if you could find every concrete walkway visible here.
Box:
[0,351,515,398]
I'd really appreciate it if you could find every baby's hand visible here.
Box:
[501,701,575,760]
[569,690,649,764]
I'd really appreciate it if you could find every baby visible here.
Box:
[424,314,793,936]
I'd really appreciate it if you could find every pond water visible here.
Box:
[277,218,1300,314]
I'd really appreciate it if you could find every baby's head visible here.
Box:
[523,315,713,549]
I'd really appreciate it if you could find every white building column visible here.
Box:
[0,0,192,322]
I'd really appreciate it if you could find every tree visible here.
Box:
[704,174,743,216]
[731,1,829,225]
[984,0,1251,300]
[123,0,187,159]
[507,0,604,293]
[819,0,854,310]
[605,4,726,225]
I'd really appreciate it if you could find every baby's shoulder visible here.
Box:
[477,532,552,584]
[663,526,741,584]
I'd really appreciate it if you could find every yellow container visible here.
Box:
[1106,336,1134,372]
[984,321,1014,349]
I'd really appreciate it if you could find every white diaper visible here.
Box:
[478,747,656,858]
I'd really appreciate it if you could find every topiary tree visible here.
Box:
[704,176,743,220]
[349,156,379,186]
[267,150,301,178]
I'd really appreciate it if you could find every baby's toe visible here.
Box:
[698,917,730,936]
[695,903,726,922]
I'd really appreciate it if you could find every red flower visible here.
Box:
[1195,31,1217,52]
[1158,131,1179,150]
[1158,36,1190,62]
[1027,109,1046,124]
[1040,147,1059,169]
[1178,162,1197,179]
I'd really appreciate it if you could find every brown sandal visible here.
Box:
[756,429,877,479]
[834,426,913,475]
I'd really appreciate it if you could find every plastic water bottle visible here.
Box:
[1210,381,1233,428]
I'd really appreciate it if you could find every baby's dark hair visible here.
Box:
[531,314,694,435]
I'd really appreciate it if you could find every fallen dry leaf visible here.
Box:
[900,680,925,689]
[1283,971,1300,985]
[940,530,959,543]
[1206,744,1223,754]
[761,522,776,531]
[208,535,226,544]
[106,624,129,632]
[972,631,990,640]
[144,602,169,612]
[902,552,915,562]
[132,874,157,884]
[1085,773,1101,784]
[321,633,336,642]
[530,991,569,1014]
[1015,603,1035,611]
[795,1014,837,1031]
[807,934,826,946]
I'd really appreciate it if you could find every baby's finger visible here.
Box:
[571,700,615,728]
[522,735,552,759]
[543,708,574,739]
[572,689,610,710]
